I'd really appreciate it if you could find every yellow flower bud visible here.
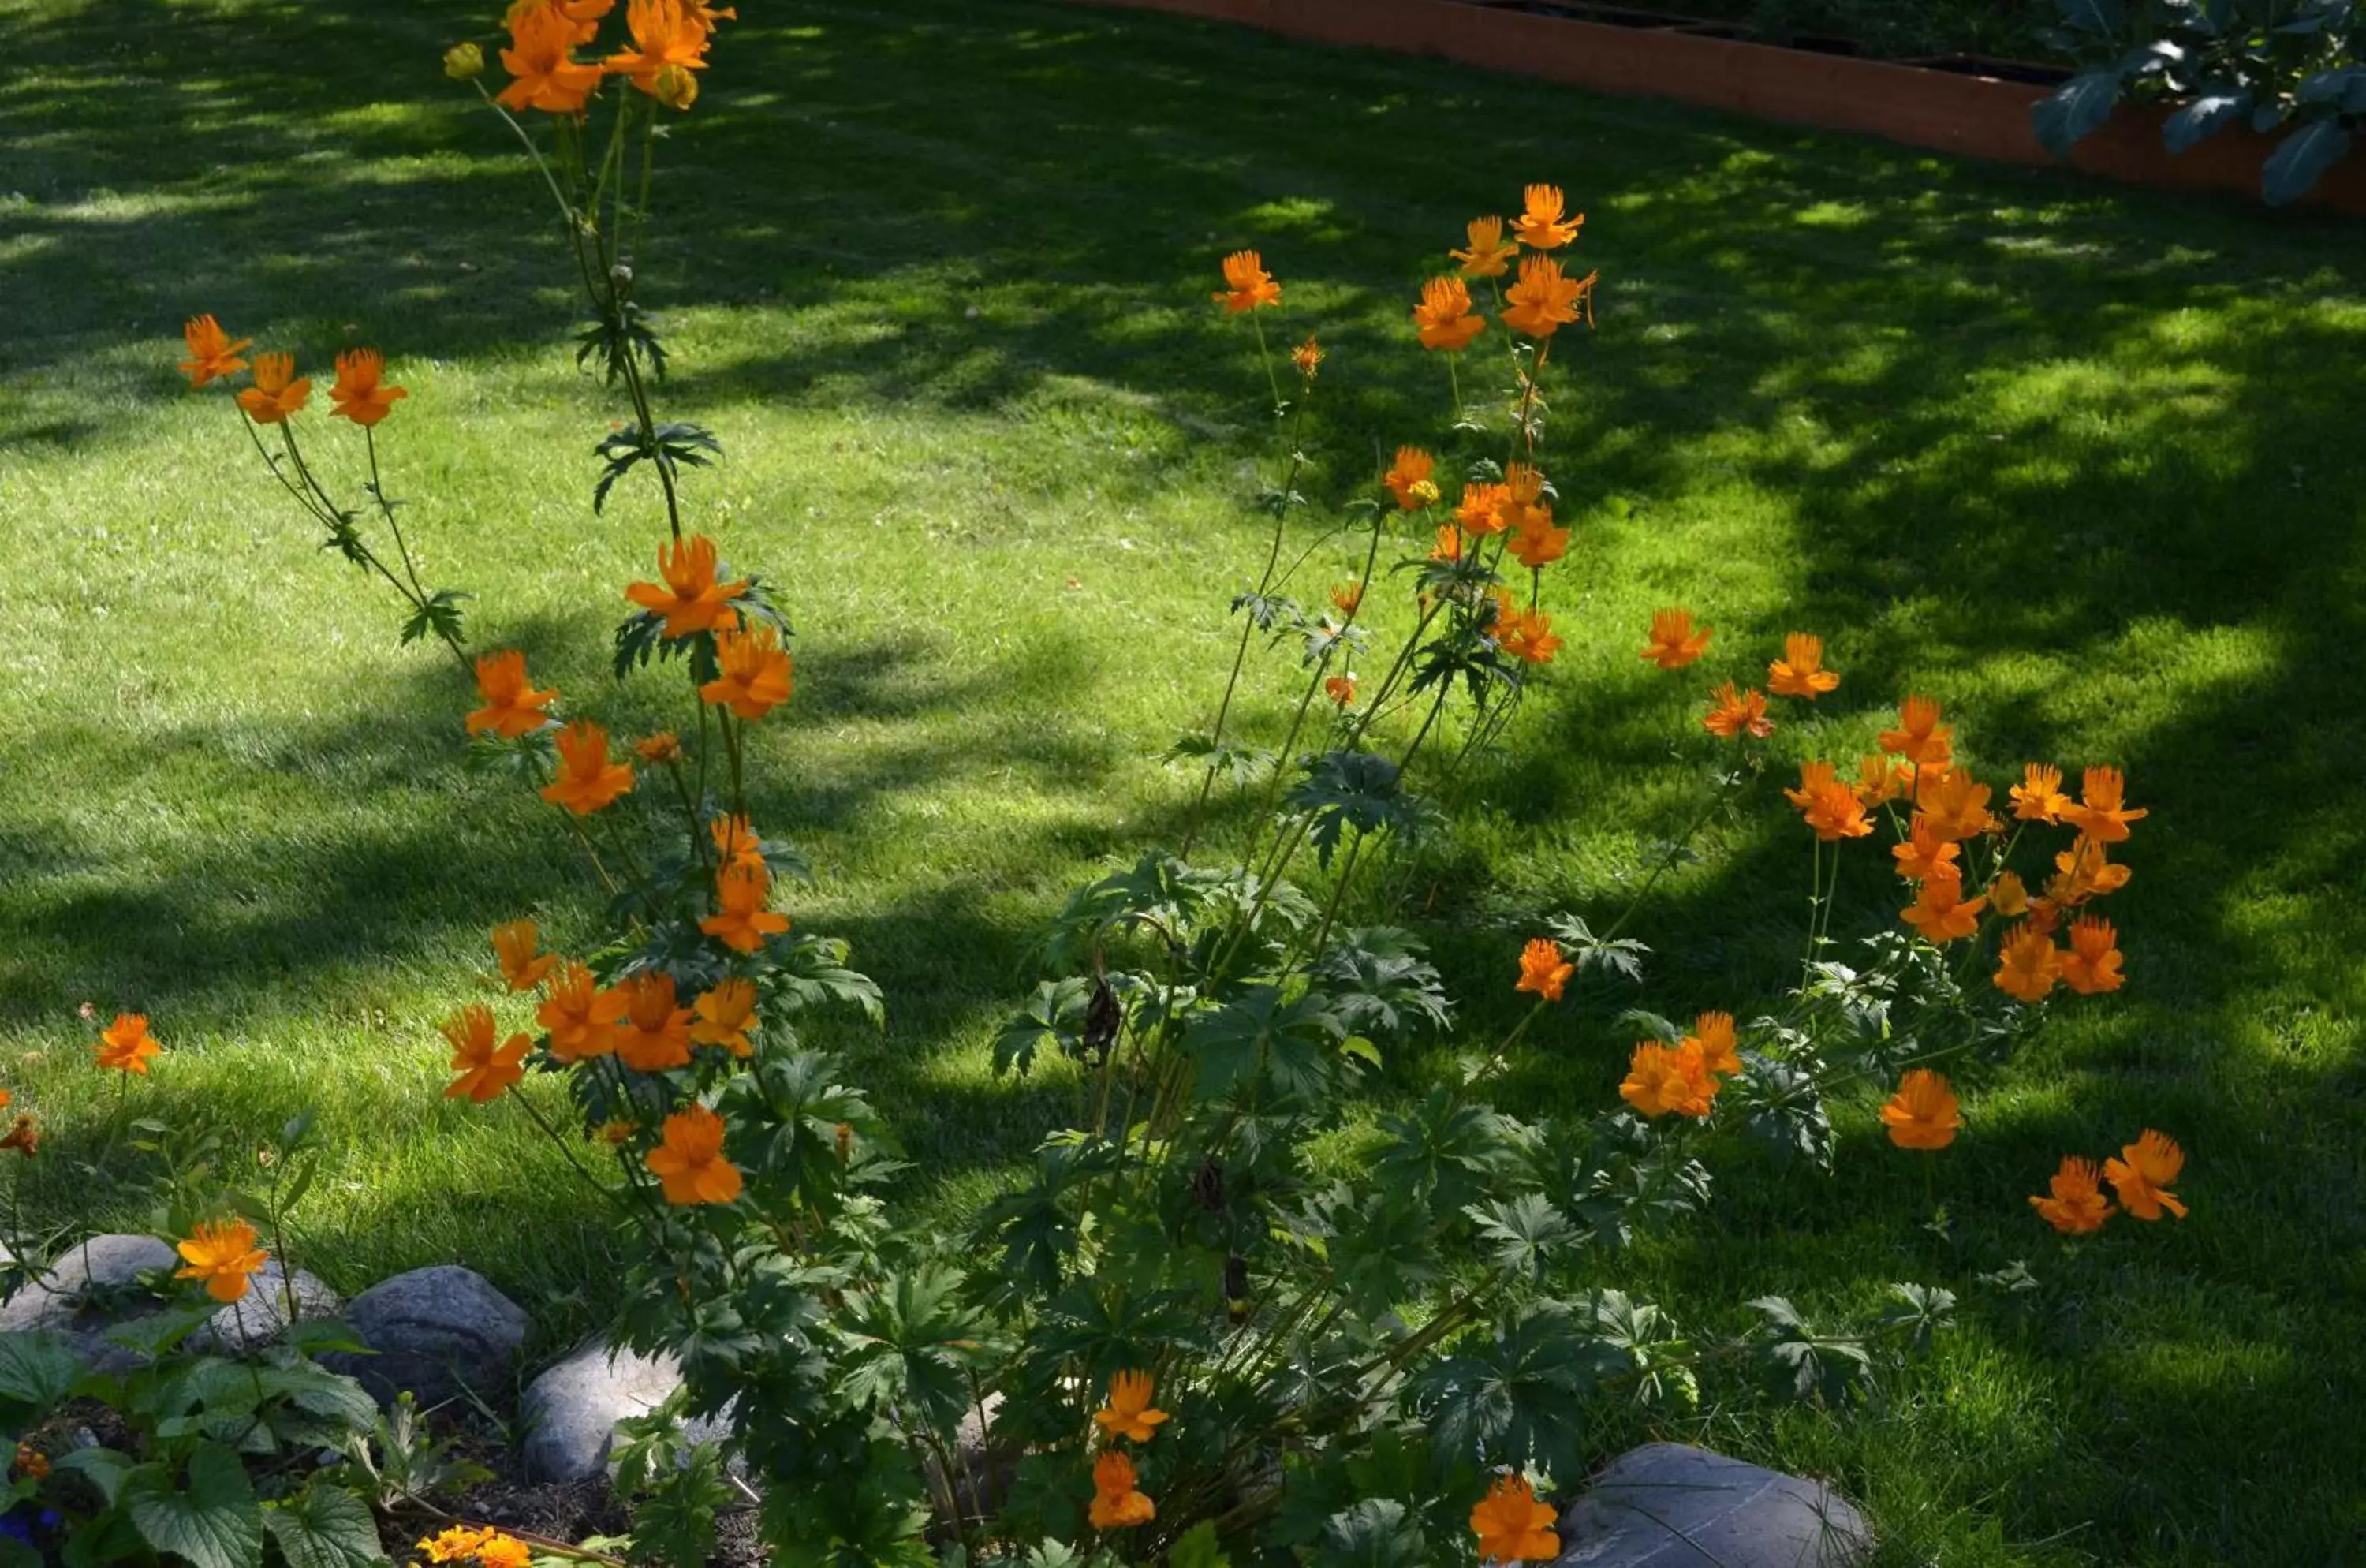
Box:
[651,63,698,111]
[1408,477,1442,508]
[443,42,485,80]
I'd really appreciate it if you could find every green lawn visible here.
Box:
[4,1,2364,1562]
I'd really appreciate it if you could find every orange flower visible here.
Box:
[1470,1473,1559,1562]
[2062,766,2147,843]
[613,972,692,1072]
[327,348,407,427]
[1213,249,1280,314]
[1620,1041,1715,1118]
[1384,446,1438,510]
[1510,183,1583,250]
[1877,695,1952,769]
[1688,1011,1741,1077]
[1330,581,1364,618]
[1501,253,1591,338]
[1088,1449,1155,1530]
[1701,682,1773,740]
[441,1005,528,1103]
[1766,633,1839,699]
[504,0,615,45]
[688,977,759,1057]
[1879,1068,1961,1150]
[419,1525,534,1568]
[699,623,794,720]
[1092,1371,1170,1443]
[465,650,558,738]
[1638,608,1711,670]
[1505,508,1569,570]
[1324,674,1357,708]
[595,1118,636,1146]
[2029,1155,2112,1234]
[1514,937,1572,1002]
[491,918,558,991]
[1498,604,1561,666]
[2058,915,2123,995]
[0,1114,37,1158]
[1456,482,1510,536]
[1891,815,1960,882]
[2010,763,2071,823]
[537,962,624,1062]
[175,1219,269,1304]
[710,812,764,872]
[625,534,749,639]
[95,1012,161,1075]
[1901,869,1987,943]
[497,2,604,111]
[603,0,709,92]
[1429,524,1465,563]
[2103,1129,2186,1220]
[1290,334,1324,381]
[15,1444,47,1481]
[635,731,682,763]
[235,351,311,424]
[1917,769,1996,843]
[1412,274,1485,352]
[1992,924,2061,1003]
[1856,753,1912,806]
[2049,836,2131,905]
[681,0,735,36]
[179,315,251,387]
[646,1103,741,1204]
[539,719,635,814]
[1988,870,2029,917]
[700,863,790,954]
[1450,215,1518,278]
[1785,763,1872,841]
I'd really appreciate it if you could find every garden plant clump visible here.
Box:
[2,2,2194,1566]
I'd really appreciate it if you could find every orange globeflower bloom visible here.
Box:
[1499,461,1547,517]
[539,720,635,814]
[1891,815,1960,883]
[1456,482,1510,536]
[1429,524,1465,563]
[1450,215,1518,278]
[1471,1473,1559,1562]
[1901,869,1987,943]
[95,1013,162,1074]
[1689,1011,1741,1077]
[1877,695,1952,769]
[1213,250,1280,314]
[1088,1450,1155,1530]
[1856,753,1912,806]
[235,352,312,424]
[604,0,709,93]
[688,977,759,1057]
[1324,674,1357,709]
[710,812,764,872]
[491,918,558,991]
[1918,768,1996,843]
[1514,937,1572,1002]
[1501,253,1591,338]
[1702,682,1774,740]
[1506,509,1569,570]
[536,962,624,1062]
[647,1103,742,1205]
[700,864,791,954]
[175,1219,269,1304]
[505,0,615,44]
[2030,1155,2113,1234]
[1987,870,2029,917]
[1639,608,1711,670]
[327,348,407,427]
[498,2,604,110]
[1510,183,1582,250]
[2050,836,2131,904]
[1383,446,1438,510]
[1767,633,1839,700]
[1092,1370,1170,1443]
[2062,766,2148,843]
[681,0,736,35]
[1290,334,1324,381]
[1330,581,1364,618]
[1879,1068,1961,1150]
[2010,763,2071,823]
[0,1114,38,1158]
[625,534,749,639]
[1412,274,1485,353]
[613,972,693,1072]
[635,731,681,763]
[1498,605,1561,665]
[465,650,558,739]
[1784,762,1871,841]
[2103,1129,2187,1220]
[1993,924,2061,1003]
[700,623,794,720]
[1620,1042,1715,1118]
[179,315,252,387]
[2058,915,2124,995]
[441,1005,528,1103]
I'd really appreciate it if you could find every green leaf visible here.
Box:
[1167,1521,1230,1568]
[124,1444,263,1568]
[2263,118,2356,207]
[397,589,469,651]
[1465,1193,1580,1279]
[0,1330,83,1415]
[2054,0,2121,34]
[2162,90,2251,153]
[993,978,1091,1079]
[1311,1499,1426,1568]
[56,1447,137,1506]
[2032,68,2125,158]
[1284,751,1416,870]
[260,1485,388,1568]
[0,1535,40,1568]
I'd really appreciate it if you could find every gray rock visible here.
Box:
[0,1234,178,1336]
[1555,1443,1871,1567]
[324,1265,528,1409]
[187,1264,341,1356]
[521,1341,685,1482]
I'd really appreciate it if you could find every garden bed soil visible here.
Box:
[1072,0,2366,215]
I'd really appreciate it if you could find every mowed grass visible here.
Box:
[4,0,2364,1562]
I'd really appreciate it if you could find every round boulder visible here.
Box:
[325,1265,528,1409]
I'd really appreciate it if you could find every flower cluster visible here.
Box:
[2032,1129,2188,1234]
[1084,1372,1166,1529]
[416,1524,532,1568]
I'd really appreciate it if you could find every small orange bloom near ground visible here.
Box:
[635,731,681,763]
[0,1114,37,1158]
[700,623,794,719]
[442,1005,528,1103]
[2030,1155,2113,1234]
[1471,1473,1560,1562]
[2010,762,2071,823]
[1767,632,1840,699]
[1878,694,1953,769]
[419,1527,534,1568]
[1514,937,1572,1002]
[1497,604,1561,665]
[327,348,408,426]
[1688,1010,1741,1077]
[702,864,791,954]
[1510,183,1583,250]
[1429,524,1464,562]
[689,978,759,1057]
[1213,249,1280,313]
[1383,446,1437,510]
[647,1103,742,1204]
[541,719,636,814]
[1502,253,1592,338]
[236,351,312,424]
[1901,870,1987,943]
[1638,608,1711,669]
[1088,1449,1155,1529]
[625,534,749,638]
[175,1218,269,1303]
[1092,1371,1170,1443]
[538,962,624,1062]
[2104,1129,2188,1219]
[1450,215,1517,278]
[2062,765,2148,842]
[1620,1042,1715,1118]
[711,812,764,872]
[179,315,251,387]
[1505,509,1569,569]
[1702,681,1773,739]
[2059,915,2125,994]
[614,971,693,1071]
[1324,674,1356,708]
[1879,1069,1961,1149]
[95,1013,161,1074]
[497,3,603,112]
[1412,274,1485,352]
[1993,924,2061,1002]
[491,918,557,991]
[1330,581,1364,618]
[466,649,558,738]
[1290,334,1323,380]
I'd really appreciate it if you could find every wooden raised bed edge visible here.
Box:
[1069,0,2366,216]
